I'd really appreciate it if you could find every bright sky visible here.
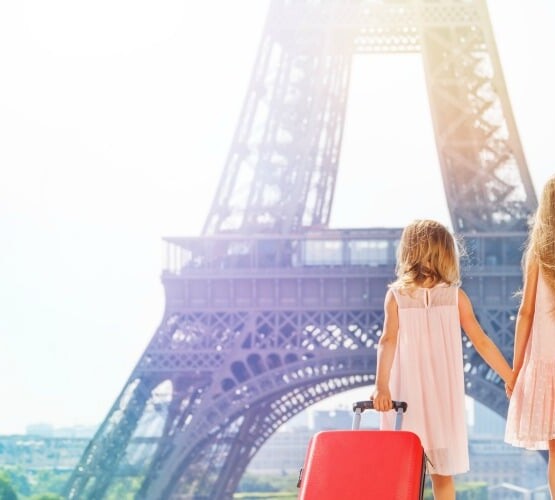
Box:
[0,1,554,435]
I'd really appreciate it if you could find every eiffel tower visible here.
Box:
[65,1,537,498]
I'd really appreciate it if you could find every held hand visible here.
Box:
[505,382,513,399]
[505,369,518,399]
[371,388,393,412]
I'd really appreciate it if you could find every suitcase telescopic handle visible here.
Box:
[351,400,407,430]
[352,400,407,413]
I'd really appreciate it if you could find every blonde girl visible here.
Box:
[505,176,555,498]
[372,219,513,500]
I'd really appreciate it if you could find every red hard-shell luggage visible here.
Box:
[297,400,425,500]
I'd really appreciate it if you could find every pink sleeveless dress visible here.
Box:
[505,270,555,450]
[380,284,469,475]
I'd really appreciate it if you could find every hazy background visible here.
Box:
[0,0,554,435]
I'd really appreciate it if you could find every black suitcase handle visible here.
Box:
[352,400,407,413]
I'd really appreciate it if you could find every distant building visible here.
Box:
[0,435,89,469]
[24,423,97,439]
[53,425,97,438]
[25,423,54,437]
[247,425,312,475]
[0,424,97,469]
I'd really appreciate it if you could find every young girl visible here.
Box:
[372,219,513,500]
[505,176,555,497]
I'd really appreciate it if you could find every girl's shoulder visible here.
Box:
[432,282,460,299]
[388,284,411,299]
[391,282,458,293]
[391,282,459,307]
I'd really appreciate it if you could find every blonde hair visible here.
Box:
[392,219,460,289]
[527,176,555,294]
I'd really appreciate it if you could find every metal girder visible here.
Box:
[202,23,351,234]
[418,0,537,230]
[203,0,536,235]
[64,377,153,499]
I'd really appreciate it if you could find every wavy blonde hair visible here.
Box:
[391,219,460,289]
[527,176,555,294]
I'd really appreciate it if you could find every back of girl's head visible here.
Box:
[392,219,460,289]
[528,176,555,291]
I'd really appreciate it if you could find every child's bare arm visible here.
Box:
[513,253,538,376]
[372,289,399,411]
[458,289,513,384]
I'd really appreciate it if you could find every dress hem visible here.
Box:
[428,467,470,476]
[504,435,555,451]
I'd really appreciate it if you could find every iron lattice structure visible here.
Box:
[66,1,537,499]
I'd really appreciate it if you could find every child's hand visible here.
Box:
[505,370,518,398]
[505,382,513,398]
[371,387,393,412]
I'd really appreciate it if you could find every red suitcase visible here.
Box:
[297,400,425,500]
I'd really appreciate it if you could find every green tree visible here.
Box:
[29,470,69,497]
[0,468,30,497]
[237,474,278,493]
[0,472,17,500]
[104,477,142,500]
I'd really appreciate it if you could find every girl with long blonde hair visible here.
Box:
[373,219,513,500]
[505,176,555,498]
